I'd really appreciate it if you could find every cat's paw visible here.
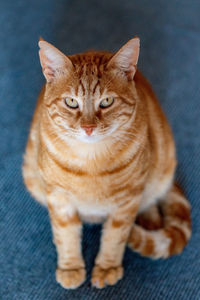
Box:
[91,265,123,289]
[56,267,86,289]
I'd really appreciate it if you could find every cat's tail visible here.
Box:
[128,183,192,258]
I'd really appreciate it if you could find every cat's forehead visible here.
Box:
[63,51,114,98]
[69,51,113,77]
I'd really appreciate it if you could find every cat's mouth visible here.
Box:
[75,124,119,144]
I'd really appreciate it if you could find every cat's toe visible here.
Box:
[56,267,86,289]
[91,265,123,289]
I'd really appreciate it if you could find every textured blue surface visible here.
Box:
[0,1,200,299]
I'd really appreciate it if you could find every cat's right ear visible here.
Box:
[38,39,73,83]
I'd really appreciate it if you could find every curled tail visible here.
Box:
[128,184,192,259]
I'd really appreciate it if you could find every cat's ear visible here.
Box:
[108,37,140,80]
[38,38,73,82]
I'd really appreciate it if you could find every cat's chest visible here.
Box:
[41,149,137,212]
[42,150,126,198]
[69,175,115,203]
[66,176,117,222]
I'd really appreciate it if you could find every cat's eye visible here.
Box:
[99,97,114,108]
[65,97,79,109]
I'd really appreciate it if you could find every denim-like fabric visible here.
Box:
[0,1,200,299]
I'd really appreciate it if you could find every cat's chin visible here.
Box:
[76,135,103,144]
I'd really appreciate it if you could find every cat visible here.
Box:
[22,37,191,289]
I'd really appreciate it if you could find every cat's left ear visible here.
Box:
[108,37,140,80]
[38,38,73,83]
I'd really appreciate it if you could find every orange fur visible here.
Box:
[23,37,191,289]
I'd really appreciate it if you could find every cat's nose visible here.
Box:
[81,124,97,136]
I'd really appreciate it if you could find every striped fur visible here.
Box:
[129,184,191,258]
[23,38,191,289]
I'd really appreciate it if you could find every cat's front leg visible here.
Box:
[47,187,85,289]
[91,196,140,289]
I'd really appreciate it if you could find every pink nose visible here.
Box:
[81,124,97,136]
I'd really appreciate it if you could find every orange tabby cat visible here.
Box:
[23,37,191,289]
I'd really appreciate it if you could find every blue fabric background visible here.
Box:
[0,0,200,299]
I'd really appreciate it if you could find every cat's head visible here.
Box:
[39,37,140,144]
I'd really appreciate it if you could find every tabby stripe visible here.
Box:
[99,150,139,175]
[120,96,134,106]
[48,151,88,176]
[50,112,61,120]
[79,79,85,96]
[46,97,60,107]
[93,79,100,94]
